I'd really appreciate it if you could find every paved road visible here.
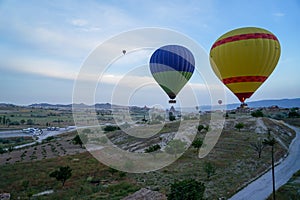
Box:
[229,124,300,200]
[0,127,76,149]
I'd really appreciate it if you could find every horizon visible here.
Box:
[1,97,299,108]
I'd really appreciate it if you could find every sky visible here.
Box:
[0,0,300,107]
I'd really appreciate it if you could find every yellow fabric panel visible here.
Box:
[226,82,262,93]
[210,38,280,79]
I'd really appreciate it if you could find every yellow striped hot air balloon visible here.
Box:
[209,27,281,103]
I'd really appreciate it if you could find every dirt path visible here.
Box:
[229,123,300,200]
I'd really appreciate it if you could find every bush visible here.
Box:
[251,110,264,117]
[288,111,300,118]
[168,179,205,200]
[145,144,161,153]
[9,121,20,125]
[103,125,120,132]
[49,166,72,186]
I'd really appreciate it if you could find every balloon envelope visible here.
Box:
[149,45,195,102]
[210,27,281,103]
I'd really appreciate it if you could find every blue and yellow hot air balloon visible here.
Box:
[210,27,281,104]
[150,45,195,103]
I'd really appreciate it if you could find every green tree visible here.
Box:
[73,134,87,148]
[2,116,6,125]
[165,139,186,158]
[168,179,205,200]
[145,144,161,153]
[235,123,244,132]
[197,125,204,132]
[203,162,216,180]
[49,166,72,187]
[26,119,34,125]
[251,110,264,117]
[169,112,176,121]
[20,119,25,125]
[191,138,203,151]
[288,111,300,118]
[103,125,120,132]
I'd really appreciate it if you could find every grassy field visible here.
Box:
[0,114,297,199]
[0,106,74,130]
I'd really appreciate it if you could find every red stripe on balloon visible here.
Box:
[222,76,268,84]
[211,33,278,50]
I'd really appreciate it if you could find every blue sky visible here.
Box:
[0,0,299,107]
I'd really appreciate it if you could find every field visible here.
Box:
[0,106,74,130]
[0,107,298,199]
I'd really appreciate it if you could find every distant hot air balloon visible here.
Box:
[122,50,126,55]
[149,45,195,103]
[218,99,222,105]
[209,27,281,104]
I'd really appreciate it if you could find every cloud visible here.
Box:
[1,57,78,80]
[273,12,285,17]
[71,19,88,27]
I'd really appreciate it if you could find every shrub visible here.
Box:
[168,179,205,200]
[251,110,264,117]
[103,125,120,132]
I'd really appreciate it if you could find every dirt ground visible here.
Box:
[0,133,86,165]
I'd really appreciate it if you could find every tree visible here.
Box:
[288,111,300,118]
[168,179,205,200]
[235,123,244,132]
[145,144,161,153]
[26,119,34,125]
[263,133,277,200]
[49,166,72,187]
[165,139,186,158]
[73,134,87,148]
[169,112,176,121]
[203,162,216,180]
[103,125,120,132]
[197,125,204,132]
[250,139,265,158]
[251,110,264,117]
[2,116,6,125]
[191,138,203,151]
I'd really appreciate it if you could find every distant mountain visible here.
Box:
[243,98,300,108]
[29,103,72,108]
[179,98,300,112]
[3,98,300,111]
[198,98,300,111]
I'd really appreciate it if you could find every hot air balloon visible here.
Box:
[122,50,126,55]
[218,99,222,105]
[149,45,195,103]
[209,27,280,105]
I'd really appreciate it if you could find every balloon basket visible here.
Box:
[169,100,176,104]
